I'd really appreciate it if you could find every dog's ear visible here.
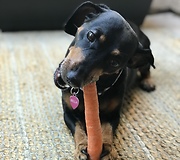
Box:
[128,43,155,69]
[64,1,108,36]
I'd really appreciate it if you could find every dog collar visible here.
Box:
[97,69,123,95]
[69,69,123,97]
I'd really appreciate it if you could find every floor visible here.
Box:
[0,13,179,159]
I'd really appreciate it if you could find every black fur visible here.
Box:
[54,1,155,159]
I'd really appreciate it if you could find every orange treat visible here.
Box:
[83,82,102,160]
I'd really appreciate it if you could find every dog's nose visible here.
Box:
[67,71,82,87]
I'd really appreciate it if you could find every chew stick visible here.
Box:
[83,82,102,160]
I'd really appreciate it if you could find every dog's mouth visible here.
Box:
[54,60,102,89]
[83,74,101,86]
[54,61,123,96]
[54,66,69,89]
[63,69,101,88]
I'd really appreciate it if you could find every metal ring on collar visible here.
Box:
[70,87,79,95]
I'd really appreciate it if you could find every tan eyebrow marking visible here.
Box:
[99,35,106,43]
[111,49,120,56]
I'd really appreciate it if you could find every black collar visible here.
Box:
[97,69,123,95]
[68,69,123,96]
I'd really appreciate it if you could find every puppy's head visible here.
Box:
[59,1,154,88]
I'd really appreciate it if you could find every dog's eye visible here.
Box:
[87,31,96,42]
[110,59,119,68]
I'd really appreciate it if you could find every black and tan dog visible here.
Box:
[54,1,155,159]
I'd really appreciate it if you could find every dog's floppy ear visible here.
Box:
[64,1,108,36]
[128,43,155,69]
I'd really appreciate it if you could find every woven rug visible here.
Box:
[0,13,179,159]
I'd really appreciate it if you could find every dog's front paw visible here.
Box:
[101,144,117,160]
[75,145,89,160]
[140,78,155,92]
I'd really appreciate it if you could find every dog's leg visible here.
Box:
[74,122,88,160]
[100,123,117,160]
[62,93,89,159]
[139,64,155,92]
[74,122,118,160]
[63,109,88,160]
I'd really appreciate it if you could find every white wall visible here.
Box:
[151,0,180,14]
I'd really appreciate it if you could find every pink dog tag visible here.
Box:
[70,95,79,109]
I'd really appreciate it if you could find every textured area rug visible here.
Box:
[0,13,179,159]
